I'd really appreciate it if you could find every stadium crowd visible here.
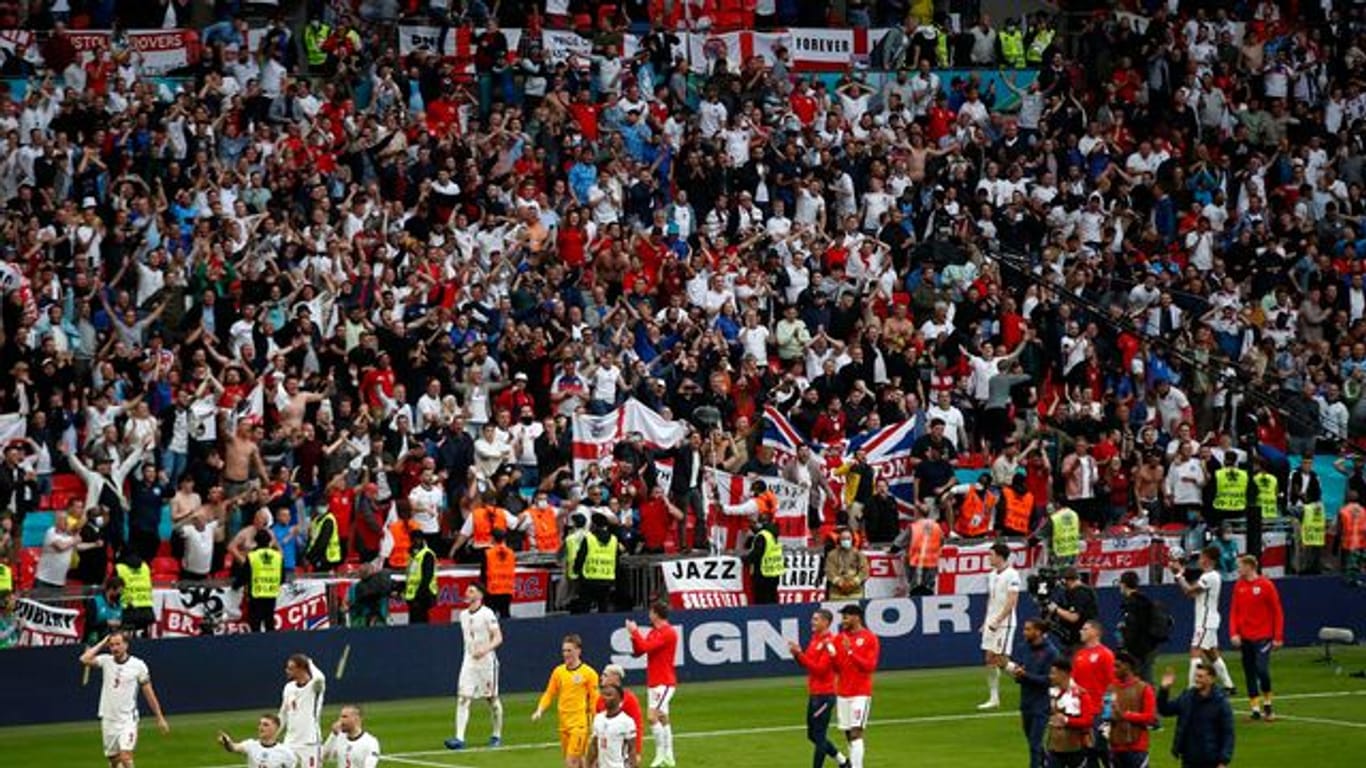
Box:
[0,0,1363,620]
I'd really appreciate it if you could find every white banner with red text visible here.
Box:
[150,579,333,638]
[0,29,199,75]
[386,566,549,622]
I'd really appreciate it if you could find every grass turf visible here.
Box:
[3,647,1363,767]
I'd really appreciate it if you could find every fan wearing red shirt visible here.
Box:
[1229,554,1284,720]
[1071,620,1115,764]
[625,602,679,767]
[787,608,848,768]
[1105,651,1158,767]
[834,604,879,768]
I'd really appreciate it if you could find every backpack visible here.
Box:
[1148,597,1174,644]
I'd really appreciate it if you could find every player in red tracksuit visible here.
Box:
[788,608,848,768]
[1228,554,1285,720]
[1105,651,1158,768]
[833,604,880,768]
[1070,620,1115,766]
[625,601,680,767]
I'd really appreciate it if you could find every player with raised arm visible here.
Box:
[833,604,880,768]
[216,714,298,768]
[979,542,1021,710]
[787,608,849,768]
[1171,545,1236,691]
[445,583,506,750]
[323,705,382,768]
[588,682,639,768]
[534,633,601,768]
[279,653,327,768]
[624,601,679,767]
[80,632,169,768]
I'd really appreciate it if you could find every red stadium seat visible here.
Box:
[151,557,180,583]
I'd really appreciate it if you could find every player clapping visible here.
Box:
[625,601,679,768]
[788,608,849,768]
[323,705,382,768]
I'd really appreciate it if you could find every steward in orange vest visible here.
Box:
[905,504,943,596]
[482,528,517,618]
[522,499,562,553]
[385,507,415,570]
[949,475,998,538]
[1001,475,1035,536]
[1337,495,1366,574]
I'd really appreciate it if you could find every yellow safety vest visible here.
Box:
[1051,508,1080,557]
[932,27,949,67]
[1213,468,1250,512]
[1000,29,1025,68]
[248,549,283,599]
[564,530,585,581]
[582,535,618,582]
[1027,28,1055,63]
[115,563,153,609]
[1301,502,1326,547]
[303,23,331,67]
[1254,473,1279,519]
[0,563,11,592]
[310,512,342,565]
[405,545,436,600]
[758,529,785,578]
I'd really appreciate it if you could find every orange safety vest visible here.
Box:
[1001,488,1034,535]
[908,519,944,568]
[956,487,998,538]
[471,506,509,546]
[755,491,778,517]
[527,506,561,552]
[1342,503,1366,551]
[484,543,516,595]
[387,520,412,568]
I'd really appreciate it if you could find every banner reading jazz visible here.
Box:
[660,556,748,610]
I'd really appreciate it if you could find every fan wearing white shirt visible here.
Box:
[1171,546,1236,690]
[279,654,327,768]
[323,706,382,768]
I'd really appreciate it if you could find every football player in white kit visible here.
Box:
[323,705,382,768]
[1172,545,1236,690]
[444,583,506,750]
[279,654,327,768]
[217,714,298,768]
[588,682,638,768]
[978,542,1021,710]
[80,632,170,768]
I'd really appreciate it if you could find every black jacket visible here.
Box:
[1158,685,1235,765]
[1119,590,1156,657]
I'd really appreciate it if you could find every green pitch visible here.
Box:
[4,647,1364,767]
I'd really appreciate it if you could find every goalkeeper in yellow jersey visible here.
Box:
[532,633,601,768]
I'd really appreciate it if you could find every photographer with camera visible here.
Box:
[1040,567,1098,654]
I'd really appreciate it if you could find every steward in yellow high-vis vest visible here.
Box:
[308,510,342,572]
[1050,506,1081,561]
[405,531,437,624]
[747,512,785,606]
[999,20,1026,68]
[247,530,282,632]
[572,513,619,614]
[114,555,154,634]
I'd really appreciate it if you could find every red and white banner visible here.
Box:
[387,567,549,622]
[935,540,1037,596]
[14,598,82,646]
[1077,535,1155,588]
[706,468,809,551]
[0,29,198,75]
[660,556,749,610]
[864,551,908,599]
[151,580,331,638]
[572,399,687,482]
[1151,531,1289,580]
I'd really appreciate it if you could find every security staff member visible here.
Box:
[1252,458,1280,522]
[1212,451,1258,557]
[999,18,1026,68]
[573,513,620,613]
[1033,505,1081,568]
[0,560,12,592]
[560,511,589,613]
[405,530,438,623]
[1044,566,1097,653]
[114,553,154,635]
[1000,474,1035,537]
[746,512,786,605]
[307,507,343,573]
[482,528,517,618]
[899,502,943,596]
[247,530,282,632]
[1025,14,1055,66]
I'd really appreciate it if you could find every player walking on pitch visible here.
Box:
[588,682,639,768]
[534,633,601,768]
[80,631,170,768]
[979,542,1021,709]
[833,604,879,768]
[217,714,297,768]
[1171,546,1236,691]
[625,601,679,767]
[279,653,327,768]
[323,705,382,768]
[788,608,850,768]
[445,583,506,750]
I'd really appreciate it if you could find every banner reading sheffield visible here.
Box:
[660,556,749,610]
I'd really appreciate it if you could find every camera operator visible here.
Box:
[1041,566,1097,653]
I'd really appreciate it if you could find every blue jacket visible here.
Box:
[1014,637,1061,715]
[1158,685,1234,765]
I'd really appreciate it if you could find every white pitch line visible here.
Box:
[383,755,479,768]
[192,688,1366,768]
[1275,715,1366,729]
